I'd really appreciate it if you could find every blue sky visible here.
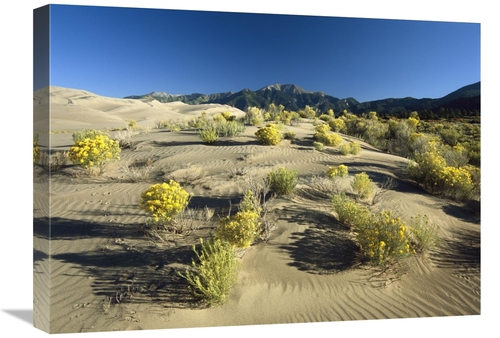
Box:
[45,4,480,103]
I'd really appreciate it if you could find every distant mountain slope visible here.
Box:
[125,82,480,117]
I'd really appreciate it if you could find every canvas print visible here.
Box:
[33,4,480,334]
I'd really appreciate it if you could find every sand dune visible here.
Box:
[33,87,480,334]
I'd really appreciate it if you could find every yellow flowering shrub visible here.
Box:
[357,211,415,266]
[313,141,324,151]
[68,131,120,173]
[255,124,283,145]
[314,124,343,146]
[326,164,349,180]
[216,210,261,248]
[139,180,192,224]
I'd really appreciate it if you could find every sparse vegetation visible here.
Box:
[255,124,283,145]
[179,237,241,307]
[265,167,298,196]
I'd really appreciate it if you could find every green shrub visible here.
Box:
[265,167,298,196]
[216,120,245,137]
[357,210,415,266]
[408,214,438,253]
[331,192,371,228]
[351,172,374,199]
[313,141,324,151]
[326,164,349,180]
[198,126,219,144]
[340,141,361,156]
[33,133,40,164]
[255,124,283,145]
[283,131,296,140]
[139,180,192,224]
[180,237,240,307]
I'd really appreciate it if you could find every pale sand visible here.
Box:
[33,87,480,334]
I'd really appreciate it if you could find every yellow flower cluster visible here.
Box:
[139,180,192,223]
[68,133,120,169]
[216,210,261,248]
[314,123,343,146]
[357,210,414,265]
[255,124,283,145]
[326,164,349,179]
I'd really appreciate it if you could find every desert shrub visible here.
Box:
[238,190,263,215]
[351,172,374,200]
[128,119,138,129]
[198,126,219,144]
[339,141,361,155]
[39,151,69,172]
[33,134,40,164]
[313,141,324,151]
[68,129,121,173]
[408,214,438,253]
[357,210,415,266]
[180,237,240,307]
[255,124,283,145]
[326,164,349,180]
[314,124,343,146]
[265,167,298,196]
[283,131,296,140]
[139,180,192,224]
[328,118,346,133]
[331,192,371,228]
[246,107,264,126]
[188,112,211,129]
[119,160,154,182]
[216,210,261,248]
[434,166,474,200]
[215,120,245,137]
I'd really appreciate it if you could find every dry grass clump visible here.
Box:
[119,160,155,182]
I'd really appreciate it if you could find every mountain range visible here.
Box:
[125,81,480,117]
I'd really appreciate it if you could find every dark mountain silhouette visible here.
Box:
[125,81,480,117]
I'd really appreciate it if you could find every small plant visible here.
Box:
[351,172,374,200]
[283,131,296,140]
[128,119,138,129]
[33,133,40,164]
[408,214,439,253]
[68,129,121,174]
[313,141,324,151]
[179,237,240,307]
[119,160,154,182]
[265,167,298,196]
[139,180,192,224]
[255,124,283,146]
[331,192,370,228]
[326,164,349,180]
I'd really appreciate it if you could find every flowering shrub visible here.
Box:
[216,210,261,248]
[179,237,240,307]
[68,130,120,173]
[357,210,415,266]
[351,172,374,199]
[265,167,298,196]
[283,131,296,140]
[326,164,349,180]
[314,124,343,146]
[139,180,192,224]
[255,124,283,145]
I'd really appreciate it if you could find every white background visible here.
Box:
[1,1,496,337]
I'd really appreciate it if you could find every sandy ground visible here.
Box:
[33,87,480,334]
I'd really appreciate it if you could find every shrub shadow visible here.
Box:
[278,207,360,274]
